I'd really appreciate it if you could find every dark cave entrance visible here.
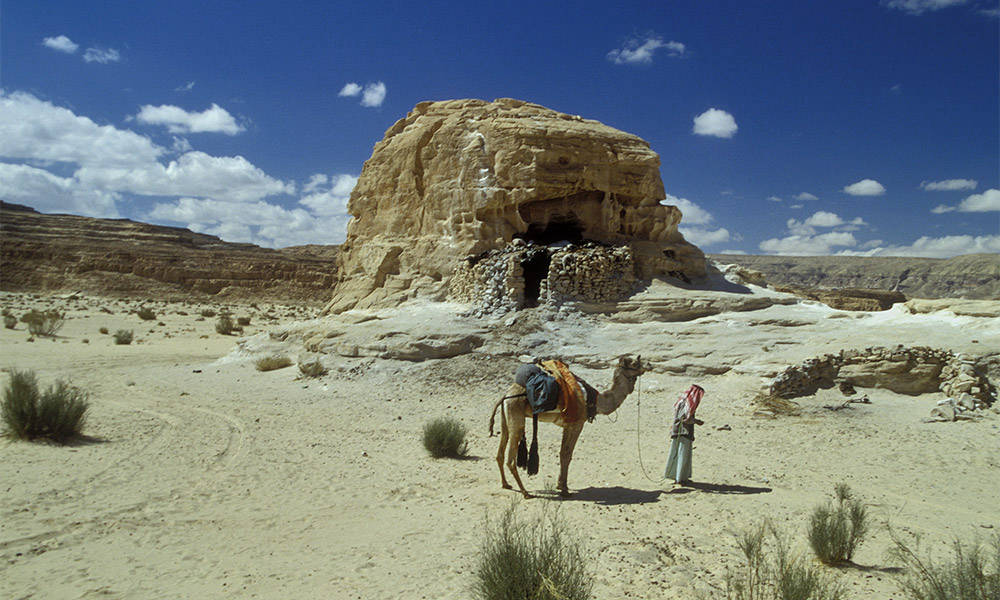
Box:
[520,250,551,308]
[516,215,584,245]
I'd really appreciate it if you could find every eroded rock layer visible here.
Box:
[325,98,705,314]
[1,202,338,304]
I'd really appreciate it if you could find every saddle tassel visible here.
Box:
[527,415,539,476]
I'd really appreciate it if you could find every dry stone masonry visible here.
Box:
[324,98,705,314]
[769,346,996,413]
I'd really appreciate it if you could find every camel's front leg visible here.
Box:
[557,423,584,497]
[505,418,533,499]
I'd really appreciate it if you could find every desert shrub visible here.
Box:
[137,306,156,320]
[4,314,17,329]
[1,308,11,317]
[890,531,1000,600]
[237,316,251,327]
[200,308,217,318]
[473,503,591,600]
[727,521,845,600]
[22,309,64,337]
[216,314,235,335]
[113,329,133,345]
[298,359,328,378]
[255,355,293,371]
[2,369,89,443]
[808,484,869,566]
[422,417,468,458]
[99,327,109,335]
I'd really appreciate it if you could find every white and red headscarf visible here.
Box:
[674,384,705,421]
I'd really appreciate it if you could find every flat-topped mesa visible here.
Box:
[324,98,705,314]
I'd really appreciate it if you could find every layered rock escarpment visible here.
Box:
[325,98,705,314]
[711,254,1000,300]
[1,202,338,304]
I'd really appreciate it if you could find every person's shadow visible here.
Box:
[667,481,772,495]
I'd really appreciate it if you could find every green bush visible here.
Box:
[727,521,845,600]
[2,369,89,443]
[22,309,64,337]
[113,329,133,345]
[256,355,293,371]
[298,359,328,378]
[4,315,17,329]
[808,484,868,566]
[890,531,1000,600]
[422,417,468,458]
[473,503,592,600]
[216,314,235,335]
[137,306,156,320]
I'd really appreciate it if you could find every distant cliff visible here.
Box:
[710,253,999,300]
[1,202,339,304]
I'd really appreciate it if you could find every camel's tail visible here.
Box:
[489,392,526,437]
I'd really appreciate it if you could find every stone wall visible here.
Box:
[769,346,995,407]
[449,240,638,315]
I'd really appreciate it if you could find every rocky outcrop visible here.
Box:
[325,98,705,314]
[0,202,338,304]
[769,346,996,404]
[711,253,1000,300]
[773,286,906,311]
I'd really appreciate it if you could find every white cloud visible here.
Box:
[768,195,783,202]
[795,192,819,201]
[843,178,886,196]
[931,204,956,214]
[883,0,968,15]
[607,35,685,65]
[0,91,162,167]
[83,47,121,64]
[339,83,362,97]
[804,211,845,228]
[135,103,245,135]
[0,162,119,217]
[299,174,357,217]
[662,194,713,225]
[920,178,977,191]
[360,82,387,108]
[839,235,1000,258]
[790,204,804,209]
[43,35,79,54]
[692,108,738,138]
[303,174,328,194]
[174,81,196,92]
[957,188,1000,212]
[680,226,731,247]
[760,231,859,255]
[661,193,732,247]
[170,136,192,153]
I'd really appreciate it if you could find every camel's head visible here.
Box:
[617,355,650,377]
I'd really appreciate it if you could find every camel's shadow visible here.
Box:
[545,486,664,505]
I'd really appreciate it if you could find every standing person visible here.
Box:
[665,384,705,486]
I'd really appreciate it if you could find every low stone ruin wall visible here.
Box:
[769,346,995,408]
[448,240,637,314]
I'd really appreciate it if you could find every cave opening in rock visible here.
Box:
[520,250,551,308]
[516,215,584,245]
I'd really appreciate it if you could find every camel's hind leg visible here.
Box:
[557,422,584,497]
[496,406,511,490]
[503,405,532,499]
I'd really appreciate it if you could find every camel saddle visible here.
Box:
[540,360,590,424]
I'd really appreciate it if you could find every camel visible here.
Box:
[488,355,649,498]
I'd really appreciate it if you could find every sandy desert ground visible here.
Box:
[1,286,999,599]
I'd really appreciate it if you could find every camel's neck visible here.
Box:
[596,368,639,415]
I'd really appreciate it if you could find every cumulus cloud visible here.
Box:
[661,193,732,248]
[680,226,732,247]
[663,194,713,225]
[768,195,783,202]
[883,0,969,15]
[843,179,886,196]
[839,235,1000,258]
[804,211,845,228]
[760,231,859,255]
[360,82,387,107]
[174,81,196,93]
[338,83,362,97]
[920,178,977,191]
[692,108,738,138]
[931,204,956,214]
[607,35,686,64]
[43,35,79,53]
[795,192,819,201]
[957,188,1000,212]
[83,47,121,64]
[0,162,119,217]
[135,103,245,135]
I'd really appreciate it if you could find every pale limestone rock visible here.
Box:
[325,98,704,314]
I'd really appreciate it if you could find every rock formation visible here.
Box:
[325,98,705,314]
[1,202,338,304]
[711,253,1000,300]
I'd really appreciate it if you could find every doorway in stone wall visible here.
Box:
[520,249,551,308]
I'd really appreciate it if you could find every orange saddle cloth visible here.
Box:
[540,360,586,423]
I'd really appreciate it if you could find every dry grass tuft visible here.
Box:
[2,369,89,443]
[256,355,293,372]
[752,392,802,418]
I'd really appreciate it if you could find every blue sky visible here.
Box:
[1,0,998,256]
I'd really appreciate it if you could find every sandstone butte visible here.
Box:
[324,98,705,314]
